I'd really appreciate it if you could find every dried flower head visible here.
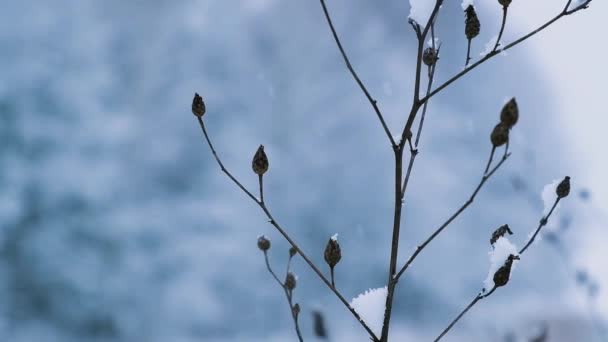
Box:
[493,254,520,287]
[490,123,510,147]
[324,237,342,269]
[498,0,512,8]
[465,5,481,40]
[257,235,271,251]
[423,47,439,66]
[192,93,206,118]
[490,224,513,245]
[289,246,297,258]
[292,303,300,317]
[500,98,519,128]
[285,272,297,290]
[556,176,571,198]
[252,145,269,176]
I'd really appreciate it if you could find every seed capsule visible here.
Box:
[324,238,342,269]
[498,0,512,8]
[257,236,271,251]
[285,272,297,290]
[493,254,519,287]
[500,98,519,128]
[556,176,571,198]
[464,5,481,40]
[490,123,509,147]
[292,303,300,317]
[423,47,439,66]
[490,224,513,246]
[192,93,206,117]
[289,246,297,258]
[252,145,269,176]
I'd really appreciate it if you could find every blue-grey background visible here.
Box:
[0,1,606,341]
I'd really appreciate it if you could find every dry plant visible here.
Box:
[191,1,594,341]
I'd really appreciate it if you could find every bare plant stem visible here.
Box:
[484,146,496,175]
[493,6,509,52]
[465,39,472,67]
[196,117,379,341]
[259,174,264,203]
[330,267,335,288]
[434,195,564,341]
[422,0,592,105]
[395,149,511,281]
[519,197,560,254]
[263,252,303,342]
[318,0,396,148]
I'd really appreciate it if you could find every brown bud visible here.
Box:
[493,254,519,287]
[252,145,269,176]
[285,272,297,290]
[289,246,297,258]
[257,235,271,251]
[490,123,509,147]
[490,224,513,245]
[556,176,571,198]
[498,0,512,8]
[292,303,300,317]
[423,47,439,66]
[324,237,341,269]
[464,5,481,40]
[500,98,519,128]
[192,93,206,117]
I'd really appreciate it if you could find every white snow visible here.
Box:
[350,286,388,336]
[427,37,440,48]
[408,0,435,25]
[483,237,519,290]
[461,0,475,10]
[480,35,498,56]
[331,233,339,241]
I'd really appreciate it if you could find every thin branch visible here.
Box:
[264,252,283,287]
[484,146,496,175]
[319,0,396,148]
[434,292,484,342]
[492,6,509,52]
[421,0,592,105]
[259,174,264,203]
[395,150,511,281]
[519,197,560,254]
[196,117,379,341]
[330,267,335,288]
[465,39,472,67]
[263,252,303,342]
[434,193,564,341]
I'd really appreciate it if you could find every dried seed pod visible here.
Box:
[498,0,512,8]
[500,98,519,128]
[257,235,271,251]
[493,254,520,287]
[312,310,328,338]
[556,176,571,198]
[289,246,297,258]
[490,224,513,245]
[192,93,206,117]
[292,303,300,317]
[285,272,297,290]
[324,237,342,269]
[423,47,439,66]
[252,145,269,176]
[490,123,510,147]
[464,5,481,40]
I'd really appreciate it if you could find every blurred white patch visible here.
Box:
[331,233,339,241]
[409,0,435,25]
[541,178,562,219]
[350,286,388,336]
[461,0,475,10]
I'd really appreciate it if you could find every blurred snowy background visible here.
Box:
[0,0,606,341]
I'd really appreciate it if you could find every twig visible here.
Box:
[259,174,264,203]
[263,252,303,342]
[395,149,511,281]
[330,267,335,288]
[465,39,472,67]
[196,117,379,341]
[492,6,509,52]
[421,0,593,105]
[318,0,396,148]
[519,197,560,254]
[484,147,496,175]
[434,193,564,341]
